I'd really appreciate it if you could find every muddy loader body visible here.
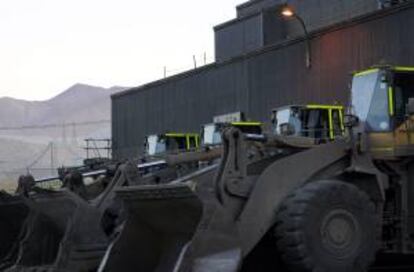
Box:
[100,105,347,271]
[0,125,232,271]
[101,66,414,272]
[1,128,221,270]
[101,128,355,272]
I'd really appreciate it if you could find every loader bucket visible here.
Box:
[0,192,30,270]
[9,189,108,271]
[101,183,203,272]
[100,163,246,272]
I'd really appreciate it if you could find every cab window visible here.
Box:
[351,71,390,131]
[331,110,343,137]
[302,109,330,139]
[146,135,166,155]
[393,72,414,127]
[166,137,186,151]
[203,124,222,145]
[188,136,197,149]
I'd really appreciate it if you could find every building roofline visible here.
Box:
[213,10,263,31]
[112,2,414,100]
[236,0,268,11]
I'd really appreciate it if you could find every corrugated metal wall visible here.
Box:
[285,0,378,33]
[215,13,264,62]
[236,0,379,22]
[112,4,414,159]
[215,0,379,62]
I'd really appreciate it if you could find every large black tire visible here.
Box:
[274,180,380,272]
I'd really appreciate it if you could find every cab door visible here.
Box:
[390,70,414,156]
[329,108,344,139]
[186,134,200,150]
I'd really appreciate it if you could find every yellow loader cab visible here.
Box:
[201,121,263,146]
[271,104,344,141]
[144,132,200,156]
[350,66,414,159]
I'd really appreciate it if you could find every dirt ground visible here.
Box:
[0,179,17,193]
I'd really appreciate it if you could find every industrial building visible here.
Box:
[112,0,414,159]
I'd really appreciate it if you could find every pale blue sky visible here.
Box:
[0,0,245,100]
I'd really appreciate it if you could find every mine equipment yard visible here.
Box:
[2,0,414,271]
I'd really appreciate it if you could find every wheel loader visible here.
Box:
[0,120,262,271]
[201,121,263,146]
[144,133,201,157]
[139,121,263,176]
[1,105,341,271]
[99,104,345,271]
[144,121,264,157]
[100,65,414,272]
[271,104,344,141]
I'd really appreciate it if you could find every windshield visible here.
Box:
[166,136,187,151]
[351,71,390,131]
[273,108,302,135]
[273,108,291,134]
[351,72,378,121]
[146,135,166,155]
[202,124,222,145]
[301,109,330,139]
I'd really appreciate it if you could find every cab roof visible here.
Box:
[147,132,199,138]
[354,66,414,77]
[272,104,343,111]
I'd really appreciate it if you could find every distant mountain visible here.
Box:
[0,84,127,127]
[0,84,129,187]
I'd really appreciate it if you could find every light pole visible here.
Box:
[280,5,311,69]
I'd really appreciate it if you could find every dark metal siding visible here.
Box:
[217,0,379,61]
[262,8,287,47]
[286,0,378,33]
[215,13,264,62]
[237,0,378,21]
[112,4,414,159]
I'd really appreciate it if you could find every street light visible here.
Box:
[280,5,311,68]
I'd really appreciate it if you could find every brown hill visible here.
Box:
[0,84,128,187]
[0,84,126,127]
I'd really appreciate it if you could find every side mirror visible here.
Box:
[344,114,359,128]
[407,98,414,115]
[279,123,296,136]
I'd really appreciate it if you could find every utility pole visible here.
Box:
[50,142,55,176]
